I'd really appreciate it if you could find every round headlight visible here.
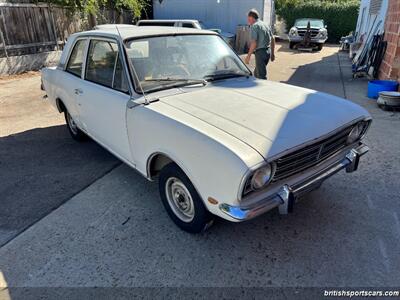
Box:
[289,28,298,36]
[318,29,327,37]
[251,164,273,190]
[347,122,365,144]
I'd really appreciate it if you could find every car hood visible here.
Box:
[157,78,370,160]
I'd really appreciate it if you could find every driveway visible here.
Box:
[0,73,120,246]
[0,43,399,294]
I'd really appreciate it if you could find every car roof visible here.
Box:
[137,19,199,23]
[72,25,216,40]
[94,24,137,29]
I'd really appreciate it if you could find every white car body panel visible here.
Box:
[77,80,132,161]
[41,27,371,222]
[126,101,259,217]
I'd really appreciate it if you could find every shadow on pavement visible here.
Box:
[0,125,120,246]
[282,51,346,98]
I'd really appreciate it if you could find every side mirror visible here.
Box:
[325,25,327,29]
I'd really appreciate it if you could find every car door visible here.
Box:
[78,37,133,162]
[62,38,88,129]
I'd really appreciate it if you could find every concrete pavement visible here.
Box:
[0,43,399,290]
[0,74,120,246]
[1,160,400,287]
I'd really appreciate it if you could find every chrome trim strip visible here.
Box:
[223,144,369,221]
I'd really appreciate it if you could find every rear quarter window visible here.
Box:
[66,39,87,77]
[181,23,195,28]
[138,21,175,27]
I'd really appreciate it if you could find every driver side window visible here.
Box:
[85,39,129,93]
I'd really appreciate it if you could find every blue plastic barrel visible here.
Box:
[368,80,399,99]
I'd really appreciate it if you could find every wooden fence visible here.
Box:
[0,3,134,58]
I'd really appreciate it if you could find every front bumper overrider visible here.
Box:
[219,144,369,221]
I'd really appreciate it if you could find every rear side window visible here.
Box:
[182,23,195,28]
[66,39,87,77]
[85,39,128,93]
[138,21,175,27]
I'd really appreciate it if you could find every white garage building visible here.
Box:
[152,0,275,34]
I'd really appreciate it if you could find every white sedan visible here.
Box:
[41,25,371,233]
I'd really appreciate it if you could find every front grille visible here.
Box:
[271,125,354,182]
[298,29,319,38]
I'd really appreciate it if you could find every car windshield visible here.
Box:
[125,34,250,93]
[295,19,324,28]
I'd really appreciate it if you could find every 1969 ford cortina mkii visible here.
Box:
[41,25,371,233]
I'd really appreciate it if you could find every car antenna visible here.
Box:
[115,25,149,105]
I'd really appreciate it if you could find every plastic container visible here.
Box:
[368,80,399,99]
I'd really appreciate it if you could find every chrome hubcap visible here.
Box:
[165,177,194,222]
[67,112,78,135]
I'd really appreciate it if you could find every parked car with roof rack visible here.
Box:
[136,19,235,48]
[288,18,328,50]
[41,25,371,233]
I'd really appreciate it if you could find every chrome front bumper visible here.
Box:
[289,36,327,43]
[219,144,369,221]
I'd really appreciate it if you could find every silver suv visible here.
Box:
[288,18,328,50]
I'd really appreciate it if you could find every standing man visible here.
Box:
[244,9,275,79]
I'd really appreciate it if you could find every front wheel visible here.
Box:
[159,163,214,233]
[317,44,324,51]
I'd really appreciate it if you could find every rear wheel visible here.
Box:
[289,42,296,49]
[64,110,87,141]
[159,163,214,233]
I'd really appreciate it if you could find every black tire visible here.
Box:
[64,110,87,141]
[378,104,391,111]
[289,42,295,49]
[159,163,214,233]
[317,44,323,51]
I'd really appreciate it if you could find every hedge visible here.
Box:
[277,0,360,42]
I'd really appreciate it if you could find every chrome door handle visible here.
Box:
[74,88,83,95]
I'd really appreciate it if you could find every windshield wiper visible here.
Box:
[143,78,207,93]
[145,78,206,85]
[203,72,250,82]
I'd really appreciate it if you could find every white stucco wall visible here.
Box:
[153,0,274,34]
[0,50,62,75]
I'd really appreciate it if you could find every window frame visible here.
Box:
[65,37,88,78]
[84,37,130,95]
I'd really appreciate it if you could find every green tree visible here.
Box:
[48,0,150,20]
